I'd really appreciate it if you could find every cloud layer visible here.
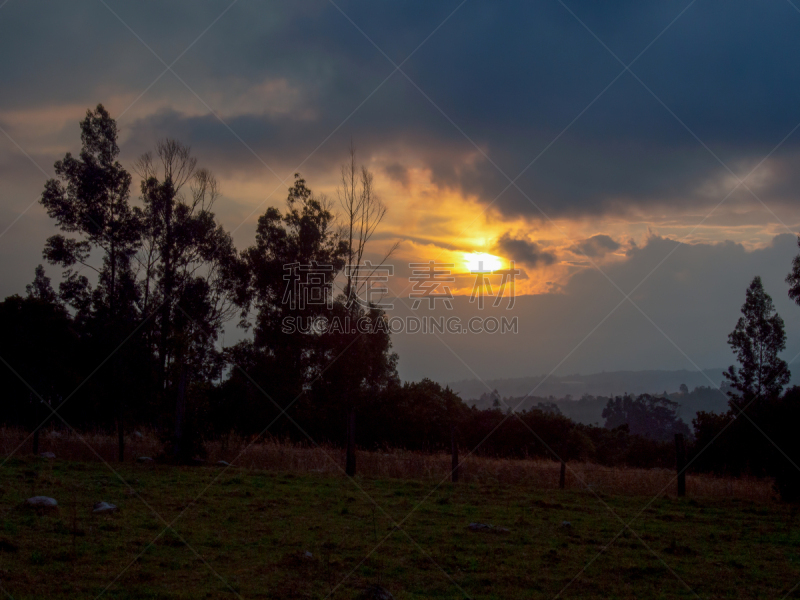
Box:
[2,1,800,382]
[4,0,800,222]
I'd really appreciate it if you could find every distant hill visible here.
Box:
[447,369,734,426]
[447,369,729,402]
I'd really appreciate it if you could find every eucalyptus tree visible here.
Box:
[134,139,242,459]
[724,276,790,410]
[39,104,142,460]
[239,174,347,408]
[237,161,399,461]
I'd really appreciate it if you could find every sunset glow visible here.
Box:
[464,252,503,273]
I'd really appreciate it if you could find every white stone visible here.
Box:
[93,502,117,513]
[216,460,230,466]
[137,456,153,463]
[26,496,57,508]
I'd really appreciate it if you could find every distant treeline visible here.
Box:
[471,384,730,426]
[448,369,736,404]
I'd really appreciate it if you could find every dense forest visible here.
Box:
[3,105,800,500]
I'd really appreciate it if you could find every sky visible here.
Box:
[2,0,800,387]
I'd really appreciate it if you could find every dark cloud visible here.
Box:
[384,163,410,188]
[493,233,556,268]
[569,234,621,258]
[5,1,800,221]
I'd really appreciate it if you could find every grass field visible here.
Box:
[2,451,800,599]
[0,427,774,500]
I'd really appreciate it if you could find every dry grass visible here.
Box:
[1,426,774,502]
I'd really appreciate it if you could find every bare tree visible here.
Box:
[335,144,400,476]
[337,143,399,305]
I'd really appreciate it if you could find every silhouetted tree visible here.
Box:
[0,270,79,452]
[241,174,347,402]
[238,169,398,456]
[724,276,790,410]
[338,144,398,303]
[40,104,140,317]
[39,104,142,461]
[134,139,241,460]
[785,235,800,305]
[332,146,399,467]
[25,264,59,304]
[602,393,690,441]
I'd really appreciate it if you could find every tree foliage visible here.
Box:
[602,393,690,441]
[724,276,790,410]
[40,104,141,321]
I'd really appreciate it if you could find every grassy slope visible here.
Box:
[1,456,799,599]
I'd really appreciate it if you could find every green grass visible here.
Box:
[1,456,799,599]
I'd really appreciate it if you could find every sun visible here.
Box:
[464,252,503,273]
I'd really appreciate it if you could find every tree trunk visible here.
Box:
[110,246,116,316]
[451,425,459,482]
[345,410,356,477]
[559,460,566,489]
[110,245,124,464]
[32,394,40,455]
[117,412,124,462]
[158,201,174,395]
[174,364,187,460]
[675,433,686,497]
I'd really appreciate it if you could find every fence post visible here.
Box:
[675,433,686,498]
[32,399,43,455]
[345,410,356,477]
[559,460,566,490]
[451,425,459,483]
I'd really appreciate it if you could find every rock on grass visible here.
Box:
[93,502,117,514]
[26,496,57,509]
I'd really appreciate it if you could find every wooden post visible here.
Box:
[559,460,566,489]
[345,410,356,476]
[118,417,125,463]
[675,433,686,498]
[173,365,187,461]
[451,425,459,483]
